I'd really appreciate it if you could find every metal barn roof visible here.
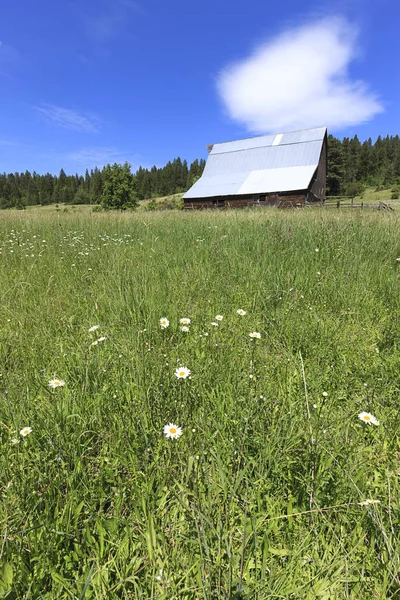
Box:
[183,126,326,200]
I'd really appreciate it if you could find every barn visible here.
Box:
[183,126,327,209]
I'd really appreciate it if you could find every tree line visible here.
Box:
[327,134,400,196]
[1,134,400,209]
[0,157,206,209]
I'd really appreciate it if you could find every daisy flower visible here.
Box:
[179,318,191,325]
[49,378,65,389]
[88,325,99,332]
[180,326,190,332]
[174,366,191,379]
[211,322,218,327]
[249,332,261,339]
[11,438,20,444]
[358,499,381,506]
[160,317,169,329]
[215,315,223,321]
[91,336,106,346]
[237,309,246,316]
[163,423,183,439]
[358,412,379,426]
[20,427,32,437]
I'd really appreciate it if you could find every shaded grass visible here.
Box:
[1,209,400,598]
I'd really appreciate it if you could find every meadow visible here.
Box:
[1,208,400,599]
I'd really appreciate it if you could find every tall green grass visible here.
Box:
[1,209,400,598]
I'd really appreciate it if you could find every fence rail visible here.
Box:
[308,200,394,212]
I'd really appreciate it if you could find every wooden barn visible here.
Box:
[183,127,327,209]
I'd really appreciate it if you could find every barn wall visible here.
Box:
[309,135,327,201]
[183,192,306,210]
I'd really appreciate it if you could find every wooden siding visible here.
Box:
[309,134,327,201]
[184,192,306,210]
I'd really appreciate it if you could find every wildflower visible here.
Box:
[49,378,65,388]
[97,336,106,342]
[315,248,320,252]
[249,332,261,339]
[322,391,328,397]
[237,309,246,316]
[180,326,189,332]
[179,318,191,325]
[20,427,32,437]
[160,318,169,329]
[215,315,223,321]
[11,438,20,444]
[88,325,99,332]
[163,423,183,439]
[358,499,381,506]
[358,412,379,426]
[211,322,218,327]
[174,366,191,379]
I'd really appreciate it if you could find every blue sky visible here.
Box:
[0,0,398,174]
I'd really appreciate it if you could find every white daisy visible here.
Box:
[91,336,106,346]
[249,332,261,339]
[358,499,381,506]
[237,309,246,316]
[211,322,218,327]
[179,318,191,325]
[88,325,100,332]
[163,423,183,439]
[358,412,379,426]
[49,378,65,389]
[215,315,223,321]
[20,426,32,437]
[174,366,191,379]
[180,326,189,332]
[160,317,169,329]
[11,438,20,444]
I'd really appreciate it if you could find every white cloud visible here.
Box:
[65,147,132,169]
[217,17,383,133]
[34,104,101,133]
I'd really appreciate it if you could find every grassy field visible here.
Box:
[1,208,400,598]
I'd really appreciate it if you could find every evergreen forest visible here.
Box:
[1,134,400,209]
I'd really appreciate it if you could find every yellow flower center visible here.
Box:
[169,427,177,434]
[364,415,371,421]
[179,371,185,377]
[23,429,29,435]
[54,381,60,386]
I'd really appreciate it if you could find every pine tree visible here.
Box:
[326,135,344,195]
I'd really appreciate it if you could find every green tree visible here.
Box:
[100,162,138,210]
[73,187,93,205]
[344,181,364,198]
[326,135,344,195]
